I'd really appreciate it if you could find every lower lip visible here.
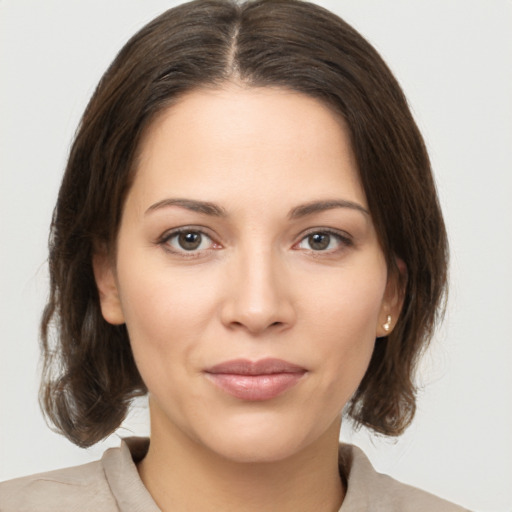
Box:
[206,372,305,401]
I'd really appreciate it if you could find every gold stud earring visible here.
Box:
[383,315,392,333]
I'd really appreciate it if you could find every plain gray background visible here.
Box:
[1,1,511,511]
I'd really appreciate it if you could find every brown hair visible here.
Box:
[40,0,448,447]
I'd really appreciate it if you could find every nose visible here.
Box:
[219,246,296,335]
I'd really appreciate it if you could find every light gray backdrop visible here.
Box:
[1,1,511,511]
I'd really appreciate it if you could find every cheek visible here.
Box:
[304,261,387,392]
[305,258,387,339]
[114,254,221,379]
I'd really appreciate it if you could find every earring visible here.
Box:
[383,315,392,333]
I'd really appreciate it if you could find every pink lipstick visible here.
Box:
[205,358,306,401]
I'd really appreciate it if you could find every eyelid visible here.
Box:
[155,225,353,257]
[293,227,354,251]
[157,225,221,256]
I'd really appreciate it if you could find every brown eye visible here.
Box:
[178,232,203,251]
[307,233,331,250]
[163,230,214,253]
[295,230,351,253]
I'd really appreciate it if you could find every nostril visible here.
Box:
[228,320,284,332]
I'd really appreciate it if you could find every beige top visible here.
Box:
[0,437,470,512]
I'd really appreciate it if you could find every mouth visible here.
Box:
[204,358,307,401]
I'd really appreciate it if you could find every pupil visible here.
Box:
[178,232,201,250]
[309,233,330,250]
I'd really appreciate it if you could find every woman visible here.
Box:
[0,0,471,510]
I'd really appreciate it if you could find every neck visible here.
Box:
[137,409,344,512]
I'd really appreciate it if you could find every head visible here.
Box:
[40,0,448,449]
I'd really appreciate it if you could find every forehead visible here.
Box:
[129,85,365,211]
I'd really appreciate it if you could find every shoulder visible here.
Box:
[0,458,118,512]
[340,444,471,512]
[0,438,157,512]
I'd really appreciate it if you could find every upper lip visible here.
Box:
[205,358,306,375]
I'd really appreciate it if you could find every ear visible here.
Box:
[92,248,125,325]
[376,258,407,338]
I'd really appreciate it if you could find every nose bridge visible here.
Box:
[222,238,294,333]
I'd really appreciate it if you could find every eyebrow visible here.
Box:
[145,198,227,217]
[145,197,369,219]
[288,199,369,219]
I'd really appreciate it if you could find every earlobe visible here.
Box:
[376,258,407,338]
[92,249,125,325]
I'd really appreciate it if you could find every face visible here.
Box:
[95,86,401,463]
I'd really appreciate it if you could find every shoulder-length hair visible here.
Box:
[40,0,448,447]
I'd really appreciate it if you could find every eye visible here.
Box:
[161,229,216,253]
[296,230,351,252]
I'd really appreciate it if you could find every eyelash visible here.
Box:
[157,227,220,258]
[293,228,353,254]
[157,227,353,258]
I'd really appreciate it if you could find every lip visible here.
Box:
[204,358,307,401]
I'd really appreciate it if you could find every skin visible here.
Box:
[94,85,403,512]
